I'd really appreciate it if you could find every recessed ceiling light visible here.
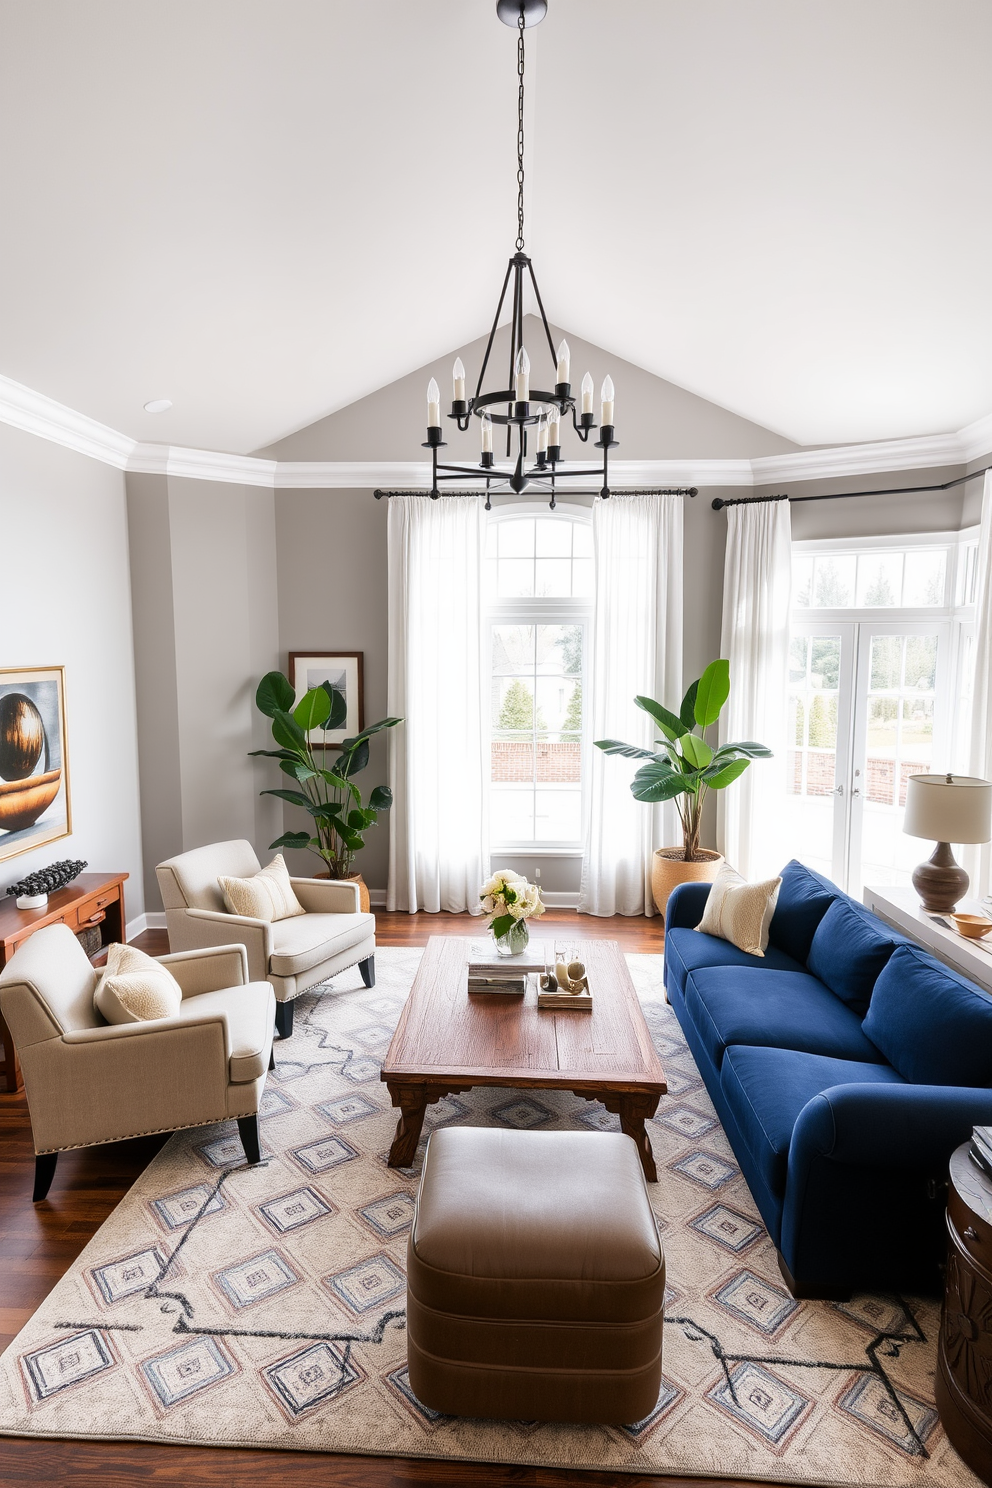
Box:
[143,398,172,414]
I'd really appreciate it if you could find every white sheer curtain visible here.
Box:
[717,497,793,880]
[386,496,488,912]
[579,494,683,916]
[967,470,992,897]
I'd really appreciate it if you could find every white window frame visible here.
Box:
[486,502,593,855]
[788,527,978,893]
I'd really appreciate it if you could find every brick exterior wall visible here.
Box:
[788,751,928,806]
[492,741,581,783]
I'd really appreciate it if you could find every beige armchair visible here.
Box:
[0,923,275,1202]
[155,839,376,1037]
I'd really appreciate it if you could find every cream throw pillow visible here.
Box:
[696,862,782,957]
[218,853,305,923]
[95,942,183,1025]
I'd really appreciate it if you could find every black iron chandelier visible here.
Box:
[376,0,696,512]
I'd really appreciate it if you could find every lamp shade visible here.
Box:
[903,774,992,845]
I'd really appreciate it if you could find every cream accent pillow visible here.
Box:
[95,942,183,1025]
[696,862,782,957]
[218,853,305,923]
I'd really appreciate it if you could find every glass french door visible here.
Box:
[786,620,950,895]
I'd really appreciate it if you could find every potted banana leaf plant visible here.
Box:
[595,658,771,912]
[250,670,401,910]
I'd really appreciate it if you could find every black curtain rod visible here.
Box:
[374,487,699,500]
[711,463,992,511]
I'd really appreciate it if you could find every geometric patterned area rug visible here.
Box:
[0,948,977,1486]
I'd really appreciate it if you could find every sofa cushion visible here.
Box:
[768,860,836,964]
[175,982,274,1082]
[219,853,306,923]
[664,927,804,1000]
[696,863,782,956]
[95,943,182,1025]
[269,912,375,977]
[720,1045,904,1197]
[862,944,992,1087]
[684,968,886,1069]
[806,898,897,1013]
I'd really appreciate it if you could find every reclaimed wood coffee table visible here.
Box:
[381,936,666,1180]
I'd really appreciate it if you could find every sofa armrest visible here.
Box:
[290,877,362,914]
[173,907,272,983]
[665,882,711,934]
[157,944,249,996]
[790,1081,992,1174]
[64,1008,235,1056]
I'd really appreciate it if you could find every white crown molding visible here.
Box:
[2,369,991,490]
[0,372,135,468]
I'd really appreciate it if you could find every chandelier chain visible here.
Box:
[516,12,526,251]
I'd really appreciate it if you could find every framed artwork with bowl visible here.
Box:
[288,652,363,749]
[0,667,71,864]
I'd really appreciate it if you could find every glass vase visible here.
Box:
[492,919,530,957]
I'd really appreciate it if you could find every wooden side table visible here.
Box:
[0,871,127,1093]
[937,1144,992,1485]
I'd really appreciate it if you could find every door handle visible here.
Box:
[833,784,844,796]
[852,787,861,797]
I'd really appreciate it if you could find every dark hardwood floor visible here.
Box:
[0,909,767,1487]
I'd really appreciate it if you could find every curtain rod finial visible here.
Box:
[711,497,726,511]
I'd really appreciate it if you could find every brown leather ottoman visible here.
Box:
[406,1126,665,1424]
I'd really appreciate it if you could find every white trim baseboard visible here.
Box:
[2,369,991,491]
[126,911,166,939]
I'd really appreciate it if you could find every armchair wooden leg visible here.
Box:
[359,955,376,988]
[237,1114,262,1166]
[274,1000,295,1038]
[33,1152,58,1202]
[268,1045,276,1071]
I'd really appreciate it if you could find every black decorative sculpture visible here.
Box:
[6,858,87,899]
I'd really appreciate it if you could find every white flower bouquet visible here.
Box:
[480,869,546,948]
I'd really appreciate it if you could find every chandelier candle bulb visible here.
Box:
[452,357,466,402]
[514,346,531,403]
[581,371,594,414]
[547,404,561,452]
[601,375,615,426]
[556,338,570,385]
[480,409,493,453]
[426,378,441,428]
[536,409,549,455]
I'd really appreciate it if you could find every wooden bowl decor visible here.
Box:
[950,913,992,941]
[0,693,61,833]
[0,669,70,860]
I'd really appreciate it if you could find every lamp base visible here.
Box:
[912,842,970,913]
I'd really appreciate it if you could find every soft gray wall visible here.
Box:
[126,474,280,907]
[274,488,390,890]
[258,315,800,464]
[754,464,973,541]
[0,424,145,922]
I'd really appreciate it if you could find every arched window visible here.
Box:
[485,507,593,850]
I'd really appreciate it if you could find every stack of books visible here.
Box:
[467,971,528,996]
[537,981,593,1011]
[970,1125,992,1179]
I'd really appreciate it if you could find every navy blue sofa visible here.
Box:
[664,859,992,1297]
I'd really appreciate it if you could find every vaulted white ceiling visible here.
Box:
[1,0,989,454]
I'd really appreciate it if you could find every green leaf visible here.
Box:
[679,680,699,731]
[322,683,348,731]
[348,808,375,830]
[271,708,308,753]
[294,685,331,732]
[268,831,311,851]
[722,740,773,759]
[256,671,295,718]
[248,747,296,760]
[489,913,514,939]
[631,765,690,803]
[694,659,731,727]
[634,696,686,740]
[261,787,315,810]
[368,784,393,811]
[594,738,660,761]
[703,757,751,789]
[280,758,306,779]
[340,830,364,851]
[292,763,320,783]
[347,717,403,743]
[317,768,351,790]
[340,738,370,777]
[680,734,713,769]
[311,801,344,821]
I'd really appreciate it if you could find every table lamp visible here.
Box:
[903,773,992,912]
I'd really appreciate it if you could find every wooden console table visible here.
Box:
[0,871,128,1093]
[863,884,992,995]
[937,1144,992,1485]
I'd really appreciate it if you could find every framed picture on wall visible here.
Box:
[288,653,364,749]
[0,666,72,864]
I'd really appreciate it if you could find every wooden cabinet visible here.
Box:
[0,871,127,1093]
[937,1144,992,1485]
